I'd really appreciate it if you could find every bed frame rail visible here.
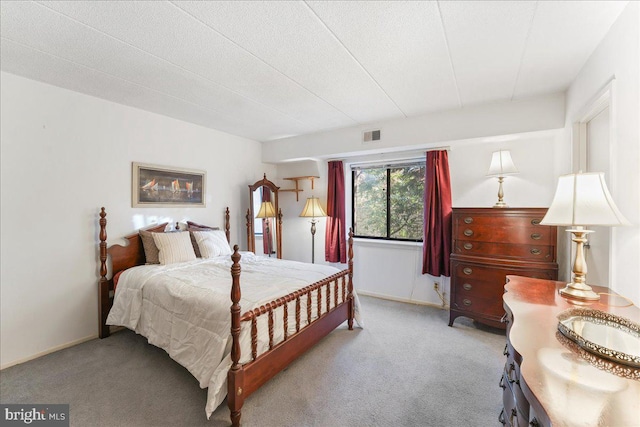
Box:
[228,230,354,426]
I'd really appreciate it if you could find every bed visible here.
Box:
[97,207,356,426]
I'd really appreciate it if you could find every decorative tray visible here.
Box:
[557,308,640,368]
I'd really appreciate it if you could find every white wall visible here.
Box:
[263,92,565,163]
[270,105,567,307]
[564,2,640,305]
[0,72,273,368]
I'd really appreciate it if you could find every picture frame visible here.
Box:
[132,162,206,208]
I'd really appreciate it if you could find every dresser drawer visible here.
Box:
[454,211,546,229]
[452,293,502,318]
[453,276,504,300]
[453,240,555,261]
[453,224,555,246]
[502,368,529,427]
[452,260,558,283]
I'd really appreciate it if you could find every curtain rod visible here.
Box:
[326,146,451,163]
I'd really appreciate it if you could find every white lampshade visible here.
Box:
[487,150,519,176]
[541,173,629,226]
[256,201,276,219]
[299,197,327,218]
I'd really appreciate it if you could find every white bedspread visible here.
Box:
[106,252,361,418]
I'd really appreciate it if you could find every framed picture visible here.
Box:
[132,162,206,207]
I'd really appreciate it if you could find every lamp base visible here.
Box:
[559,282,600,301]
[493,201,509,208]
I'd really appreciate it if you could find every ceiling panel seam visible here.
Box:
[435,0,463,109]
[510,1,539,101]
[34,0,309,127]
[303,0,407,119]
[168,0,360,125]
[0,36,245,122]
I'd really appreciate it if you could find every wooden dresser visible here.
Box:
[448,208,558,328]
[501,276,640,426]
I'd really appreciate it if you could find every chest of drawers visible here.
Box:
[448,208,557,328]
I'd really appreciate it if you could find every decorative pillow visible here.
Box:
[152,232,196,265]
[192,230,232,258]
[139,229,161,265]
[187,221,219,231]
[187,222,220,257]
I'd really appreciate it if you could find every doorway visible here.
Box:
[572,80,616,288]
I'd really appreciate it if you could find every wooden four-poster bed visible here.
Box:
[97,207,355,426]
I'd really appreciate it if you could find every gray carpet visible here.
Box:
[1,296,506,426]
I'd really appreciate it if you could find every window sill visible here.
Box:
[353,238,422,249]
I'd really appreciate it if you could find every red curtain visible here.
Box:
[422,150,452,277]
[262,188,273,255]
[325,161,346,263]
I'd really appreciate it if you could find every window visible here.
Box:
[352,162,425,241]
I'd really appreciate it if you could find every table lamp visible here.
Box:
[299,197,327,263]
[487,150,519,207]
[541,172,629,301]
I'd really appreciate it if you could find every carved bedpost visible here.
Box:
[99,207,110,338]
[347,228,354,330]
[228,245,244,427]
[246,208,253,253]
[225,207,231,243]
[277,208,283,259]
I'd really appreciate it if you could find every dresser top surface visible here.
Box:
[503,276,640,427]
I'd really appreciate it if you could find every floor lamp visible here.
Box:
[300,197,327,263]
[256,201,276,257]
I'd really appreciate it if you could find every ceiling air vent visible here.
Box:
[363,129,381,143]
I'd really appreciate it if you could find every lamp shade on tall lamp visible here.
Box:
[255,201,276,219]
[299,197,327,263]
[256,201,276,256]
[541,172,629,301]
[487,150,519,207]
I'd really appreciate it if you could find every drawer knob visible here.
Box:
[510,409,518,427]
[463,243,473,250]
[463,217,473,224]
[498,409,506,425]
[463,267,473,275]
[463,298,472,306]
[507,362,519,385]
[531,218,541,225]
[531,233,542,240]
[463,283,472,291]
[530,248,542,255]
[463,229,474,237]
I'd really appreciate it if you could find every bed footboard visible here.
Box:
[227,231,354,427]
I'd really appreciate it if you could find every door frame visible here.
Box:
[571,78,617,287]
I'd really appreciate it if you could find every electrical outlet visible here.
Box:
[433,282,440,291]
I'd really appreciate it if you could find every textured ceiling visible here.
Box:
[0,1,629,142]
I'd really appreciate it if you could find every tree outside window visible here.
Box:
[352,163,425,241]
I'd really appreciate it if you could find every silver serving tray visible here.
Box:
[557,308,640,368]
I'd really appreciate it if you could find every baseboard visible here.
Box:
[356,290,446,309]
[1,334,98,370]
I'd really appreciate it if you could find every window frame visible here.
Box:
[351,161,425,243]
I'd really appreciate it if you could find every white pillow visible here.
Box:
[152,231,196,265]
[192,230,232,258]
